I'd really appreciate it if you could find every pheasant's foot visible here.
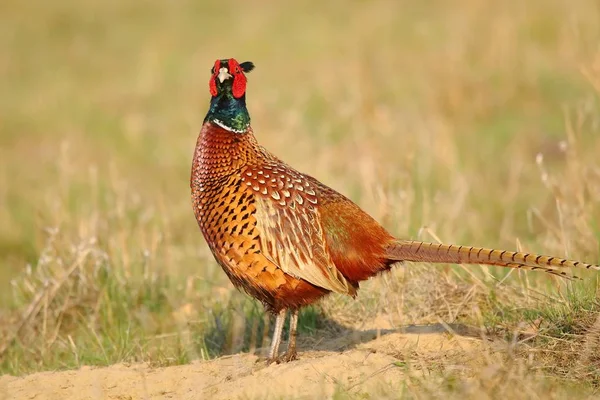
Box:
[254,356,271,365]
[253,355,280,366]
[265,356,282,365]
[264,351,297,365]
[281,349,298,363]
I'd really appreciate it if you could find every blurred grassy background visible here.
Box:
[1,0,600,394]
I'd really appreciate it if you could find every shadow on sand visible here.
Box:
[201,304,486,358]
[300,317,485,353]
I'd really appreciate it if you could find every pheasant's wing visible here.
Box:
[242,163,355,295]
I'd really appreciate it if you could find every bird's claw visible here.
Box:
[263,350,298,366]
[281,349,298,363]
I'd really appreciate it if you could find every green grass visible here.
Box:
[2,0,600,396]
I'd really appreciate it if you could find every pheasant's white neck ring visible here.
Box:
[212,118,249,134]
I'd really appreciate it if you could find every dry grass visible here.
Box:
[1,0,600,397]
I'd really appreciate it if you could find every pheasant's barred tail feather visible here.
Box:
[387,240,600,280]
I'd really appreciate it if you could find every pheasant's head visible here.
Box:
[204,58,255,133]
[209,58,255,99]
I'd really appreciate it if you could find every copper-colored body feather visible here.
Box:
[191,124,394,312]
[191,58,600,363]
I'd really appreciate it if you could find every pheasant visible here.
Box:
[190,58,600,364]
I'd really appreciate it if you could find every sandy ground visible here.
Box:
[0,325,488,400]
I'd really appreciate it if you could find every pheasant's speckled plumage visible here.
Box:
[191,58,600,363]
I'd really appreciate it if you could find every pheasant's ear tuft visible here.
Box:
[240,61,255,73]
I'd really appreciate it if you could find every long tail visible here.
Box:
[387,240,600,279]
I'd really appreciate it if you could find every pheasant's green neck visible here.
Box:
[204,92,250,133]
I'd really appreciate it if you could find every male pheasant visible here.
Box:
[190,58,600,364]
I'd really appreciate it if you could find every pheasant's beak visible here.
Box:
[218,67,232,83]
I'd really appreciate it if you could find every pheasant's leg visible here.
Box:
[282,309,299,362]
[267,309,287,364]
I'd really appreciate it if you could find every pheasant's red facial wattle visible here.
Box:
[229,58,247,99]
[209,59,220,97]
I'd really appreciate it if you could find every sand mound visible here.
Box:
[0,325,488,400]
